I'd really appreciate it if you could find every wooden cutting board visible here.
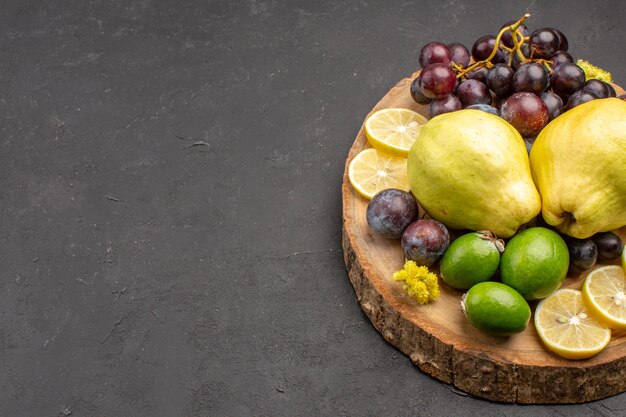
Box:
[341,72,626,404]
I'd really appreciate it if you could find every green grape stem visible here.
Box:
[456,13,531,79]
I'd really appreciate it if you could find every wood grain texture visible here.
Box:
[342,72,626,403]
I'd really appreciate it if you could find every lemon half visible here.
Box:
[534,289,611,360]
[582,265,626,330]
[348,148,409,200]
[365,108,427,157]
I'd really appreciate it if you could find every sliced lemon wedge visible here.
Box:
[365,108,427,157]
[348,148,409,200]
[582,265,626,330]
[534,289,611,360]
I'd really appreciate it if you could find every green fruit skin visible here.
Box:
[440,232,500,289]
[500,227,569,300]
[463,282,531,334]
[407,109,541,238]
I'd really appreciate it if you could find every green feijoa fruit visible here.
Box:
[440,231,504,289]
[462,282,531,334]
[500,227,569,300]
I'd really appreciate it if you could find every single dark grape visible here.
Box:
[487,64,515,97]
[541,92,563,121]
[448,42,470,68]
[420,64,457,100]
[401,219,450,266]
[471,35,506,63]
[430,94,462,117]
[566,237,597,273]
[500,21,529,48]
[551,51,574,68]
[582,79,610,99]
[566,90,597,110]
[456,79,492,107]
[466,66,490,83]
[550,28,569,52]
[500,92,549,137]
[530,28,560,59]
[410,76,432,105]
[604,82,617,97]
[550,63,585,97]
[419,42,452,68]
[591,232,624,261]
[513,62,549,95]
[366,189,419,239]
[466,103,500,116]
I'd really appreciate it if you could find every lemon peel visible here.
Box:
[393,260,440,304]
[576,59,612,83]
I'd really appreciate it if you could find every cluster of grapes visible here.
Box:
[410,15,619,146]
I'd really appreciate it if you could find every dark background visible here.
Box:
[1,0,625,416]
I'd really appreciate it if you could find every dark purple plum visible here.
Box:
[419,42,452,68]
[591,232,624,261]
[366,189,419,239]
[500,92,549,137]
[429,94,462,117]
[401,219,450,266]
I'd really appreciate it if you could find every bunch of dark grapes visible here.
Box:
[410,14,618,147]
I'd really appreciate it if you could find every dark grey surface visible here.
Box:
[1,0,625,416]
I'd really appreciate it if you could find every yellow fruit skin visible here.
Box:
[530,98,626,238]
[407,109,541,238]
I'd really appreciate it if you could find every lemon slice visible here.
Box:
[582,265,626,330]
[348,148,409,199]
[365,108,428,156]
[534,289,611,360]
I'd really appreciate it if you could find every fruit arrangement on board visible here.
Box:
[347,14,626,360]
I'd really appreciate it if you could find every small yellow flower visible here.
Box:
[393,260,440,305]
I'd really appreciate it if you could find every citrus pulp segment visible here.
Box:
[364,108,427,157]
[348,148,410,200]
[582,265,626,330]
[534,289,611,360]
